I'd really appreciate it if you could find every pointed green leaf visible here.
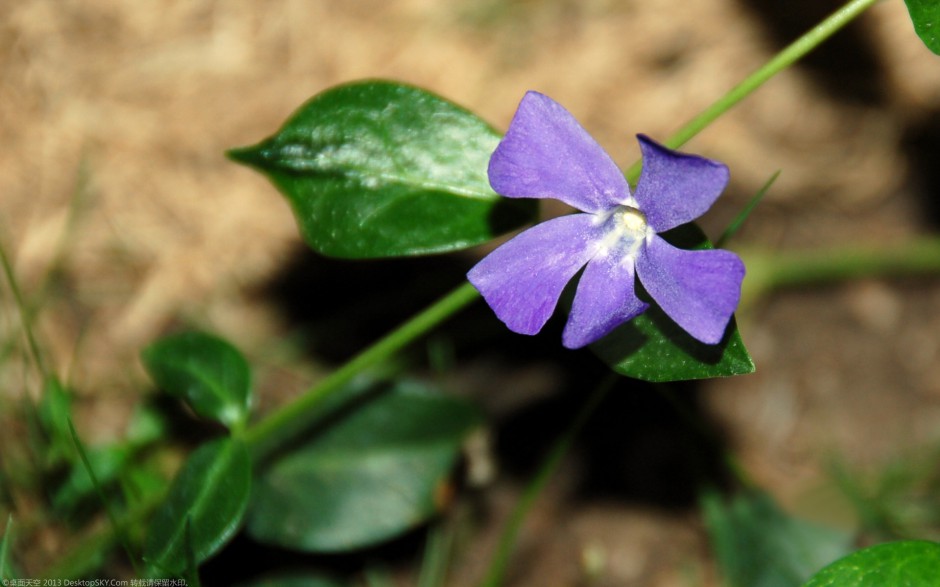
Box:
[228,80,535,258]
[594,308,753,382]
[246,380,482,552]
[144,437,251,576]
[803,540,940,587]
[592,224,755,382]
[903,0,940,55]
[142,331,253,429]
[704,489,854,587]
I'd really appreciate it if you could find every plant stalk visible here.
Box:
[243,281,480,459]
[741,236,940,305]
[625,0,881,182]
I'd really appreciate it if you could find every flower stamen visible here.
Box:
[616,206,647,233]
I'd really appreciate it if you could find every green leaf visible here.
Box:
[903,0,940,55]
[803,540,940,587]
[125,401,173,448]
[52,443,130,516]
[141,331,253,429]
[703,489,854,587]
[592,224,755,382]
[246,380,482,552]
[144,437,251,577]
[52,402,172,518]
[37,378,76,467]
[228,80,535,258]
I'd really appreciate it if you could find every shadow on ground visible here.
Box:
[199,245,736,584]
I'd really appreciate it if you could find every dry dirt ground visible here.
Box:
[3,0,940,585]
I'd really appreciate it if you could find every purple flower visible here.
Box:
[467,91,745,349]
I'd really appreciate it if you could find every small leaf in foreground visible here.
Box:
[228,80,535,258]
[247,380,482,552]
[802,540,940,587]
[703,489,853,587]
[903,0,940,55]
[144,437,251,577]
[142,331,253,429]
[36,378,76,467]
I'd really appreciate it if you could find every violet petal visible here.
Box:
[488,91,629,214]
[635,236,745,344]
[633,135,729,233]
[467,213,602,336]
[562,254,649,349]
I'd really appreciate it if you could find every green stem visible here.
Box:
[625,0,880,182]
[66,419,141,577]
[0,228,50,382]
[741,236,940,305]
[479,374,616,587]
[243,281,480,459]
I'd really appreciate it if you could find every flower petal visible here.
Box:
[488,91,629,213]
[468,213,602,336]
[633,135,729,232]
[635,236,744,344]
[562,254,648,349]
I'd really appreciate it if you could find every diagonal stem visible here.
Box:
[625,0,881,182]
[243,281,480,460]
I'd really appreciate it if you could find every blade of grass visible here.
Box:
[418,521,456,587]
[66,418,141,576]
[0,514,13,579]
[716,170,780,249]
[0,442,14,512]
[479,374,616,587]
[41,495,160,580]
[0,228,49,382]
[0,157,92,381]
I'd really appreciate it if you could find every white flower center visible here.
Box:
[595,205,651,264]
[616,206,647,233]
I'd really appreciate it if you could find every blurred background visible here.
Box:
[3,0,940,585]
